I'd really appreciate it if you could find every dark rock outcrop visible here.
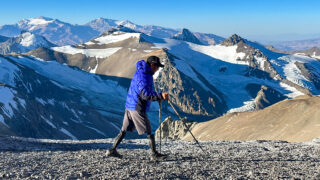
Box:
[172,28,202,45]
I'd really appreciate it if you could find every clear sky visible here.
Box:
[1,0,319,41]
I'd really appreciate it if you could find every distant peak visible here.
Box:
[172,28,202,45]
[102,25,138,36]
[221,34,245,46]
[34,16,54,21]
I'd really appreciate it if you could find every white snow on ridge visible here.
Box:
[41,115,56,129]
[189,44,247,65]
[94,33,141,45]
[29,18,54,25]
[52,46,122,59]
[279,82,304,98]
[271,54,320,93]
[227,99,256,113]
[20,32,37,47]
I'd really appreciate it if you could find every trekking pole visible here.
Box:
[158,100,162,153]
[168,100,207,154]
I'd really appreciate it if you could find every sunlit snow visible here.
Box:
[52,46,122,59]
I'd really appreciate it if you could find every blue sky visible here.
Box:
[0,0,319,41]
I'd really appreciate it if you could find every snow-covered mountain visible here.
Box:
[0,17,225,46]
[0,31,55,54]
[2,21,320,140]
[0,17,100,46]
[27,26,228,122]
[28,27,320,117]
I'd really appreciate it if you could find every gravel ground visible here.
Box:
[0,136,319,179]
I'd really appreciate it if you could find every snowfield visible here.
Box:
[0,136,319,179]
[51,46,122,59]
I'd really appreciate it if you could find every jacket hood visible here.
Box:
[136,60,152,75]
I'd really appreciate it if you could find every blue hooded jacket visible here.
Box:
[125,60,163,113]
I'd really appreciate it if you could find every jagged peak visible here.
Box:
[221,34,245,46]
[172,28,202,44]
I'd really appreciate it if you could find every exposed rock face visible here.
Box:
[193,32,225,45]
[153,49,227,119]
[246,84,286,110]
[220,34,245,46]
[295,61,320,90]
[172,28,202,45]
[236,41,280,80]
[155,117,197,140]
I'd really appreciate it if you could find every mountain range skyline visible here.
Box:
[1,16,320,51]
[1,0,320,42]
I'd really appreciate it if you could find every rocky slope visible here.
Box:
[182,95,320,142]
[0,136,319,179]
[0,55,130,140]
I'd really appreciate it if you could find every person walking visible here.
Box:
[106,56,169,160]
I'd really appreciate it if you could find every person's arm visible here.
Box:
[139,85,163,101]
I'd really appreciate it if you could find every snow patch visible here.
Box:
[189,44,248,65]
[60,128,77,140]
[90,59,99,73]
[29,18,54,25]
[20,32,36,47]
[41,115,56,129]
[227,99,256,113]
[94,33,141,45]
[35,97,46,105]
[279,82,304,98]
[85,126,105,136]
[51,46,122,59]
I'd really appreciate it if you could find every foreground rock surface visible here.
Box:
[0,136,319,179]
